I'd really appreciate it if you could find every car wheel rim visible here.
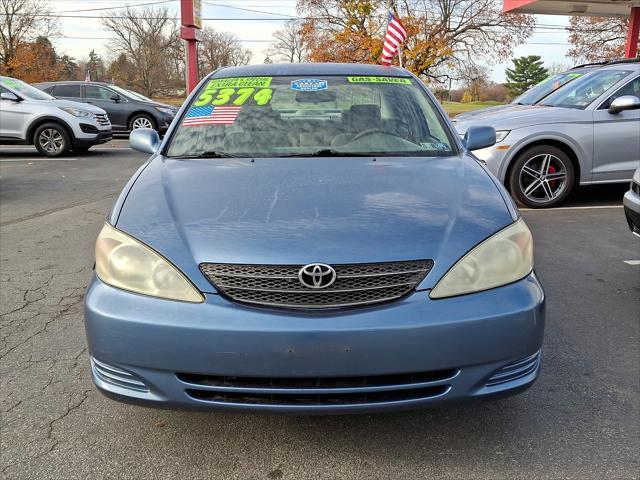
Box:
[132,117,153,129]
[38,129,64,154]
[519,154,568,204]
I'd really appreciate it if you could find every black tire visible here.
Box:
[33,122,71,158]
[128,113,157,132]
[508,145,575,208]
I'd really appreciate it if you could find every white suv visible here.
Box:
[0,76,112,157]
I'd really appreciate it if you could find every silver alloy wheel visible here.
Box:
[518,153,568,204]
[131,117,153,129]
[38,128,64,154]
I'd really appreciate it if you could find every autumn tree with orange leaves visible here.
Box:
[567,16,631,63]
[297,0,535,82]
[5,36,61,83]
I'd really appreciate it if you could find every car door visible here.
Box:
[0,85,25,140]
[51,84,82,102]
[83,85,126,129]
[591,75,640,182]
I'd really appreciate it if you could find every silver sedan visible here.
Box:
[454,62,640,208]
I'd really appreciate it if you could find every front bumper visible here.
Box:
[84,273,545,413]
[73,130,113,147]
[623,187,640,237]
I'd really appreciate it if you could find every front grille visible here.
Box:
[200,260,433,309]
[485,351,540,387]
[177,369,456,406]
[94,113,110,126]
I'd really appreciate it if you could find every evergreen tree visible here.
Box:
[505,56,549,97]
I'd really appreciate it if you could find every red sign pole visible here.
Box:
[180,0,202,93]
[625,6,640,59]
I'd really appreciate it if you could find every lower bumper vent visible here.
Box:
[91,357,149,392]
[485,351,540,387]
[177,369,457,406]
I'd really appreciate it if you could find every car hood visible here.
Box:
[453,104,517,122]
[49,98,107,115]
[454,105,580,134]
[115,155,514,293]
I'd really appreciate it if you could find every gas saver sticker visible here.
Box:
[347,76,412,84]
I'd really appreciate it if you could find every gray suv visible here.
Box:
[455,61,640,208]
[35,82,178,135]
[0,76,112,157]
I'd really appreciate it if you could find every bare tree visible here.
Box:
[102,6,181,97]
[460,63,490,102]
[198,27,252,73]
[0,0,59,74]
[267,20,308,63]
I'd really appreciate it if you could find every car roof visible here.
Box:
[210,63,411,78]
[34,81,113,86]
[571,58,640,70]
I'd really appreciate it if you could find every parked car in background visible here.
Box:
[0,76,112,157]
[34,81,178,135]
[85,63,545,414]
[455,60,640,208]
[454,64,598,122]
[624,168,640,237]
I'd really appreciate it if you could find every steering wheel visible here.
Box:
[350,129,406,143]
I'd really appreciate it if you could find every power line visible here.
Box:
[55,0,174,14]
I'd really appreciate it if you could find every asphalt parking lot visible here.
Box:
[1,141,638,480]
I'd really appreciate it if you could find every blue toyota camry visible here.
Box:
[84,63,545,413]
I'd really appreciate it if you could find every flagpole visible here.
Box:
[388,0,404,68]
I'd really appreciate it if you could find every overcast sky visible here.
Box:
[49,0,573,84]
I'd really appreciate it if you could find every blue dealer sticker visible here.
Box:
[290,79,328,91]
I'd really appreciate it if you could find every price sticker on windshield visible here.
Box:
[194,87,273,107]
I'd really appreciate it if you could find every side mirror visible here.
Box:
[110,94,121,102]
[463,126,496,151]
[608,95,640,115]
[1,92,20,102]
[129,128,160,154]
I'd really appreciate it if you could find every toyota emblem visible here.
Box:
[298,263,337,289]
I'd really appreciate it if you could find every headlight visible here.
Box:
[495,130,510,143]
[95,223,203,303]
[155,106,175,115]
[58,107,93,118]
[430,218,533,299]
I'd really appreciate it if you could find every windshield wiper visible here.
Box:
[278,149,374,158]
[177,151,240,159]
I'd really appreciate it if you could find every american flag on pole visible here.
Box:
[181,105,242,126]
[380,9,407,66]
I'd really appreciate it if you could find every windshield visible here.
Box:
[540,69,631,109]
[513,71,584,105]
[166,75,456,158]
[109,85,151,102]
[1,77,54,100]
[126,89,152,102]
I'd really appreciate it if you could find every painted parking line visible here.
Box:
[0,158,80,162]
[623,260,640,265]
[520,205,622,211]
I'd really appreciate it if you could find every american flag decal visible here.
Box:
[380,11,407,67]
[181,105,242,126]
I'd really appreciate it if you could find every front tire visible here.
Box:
[508,145,575,208]
[33,123,71,158]
[129,114,156,132]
